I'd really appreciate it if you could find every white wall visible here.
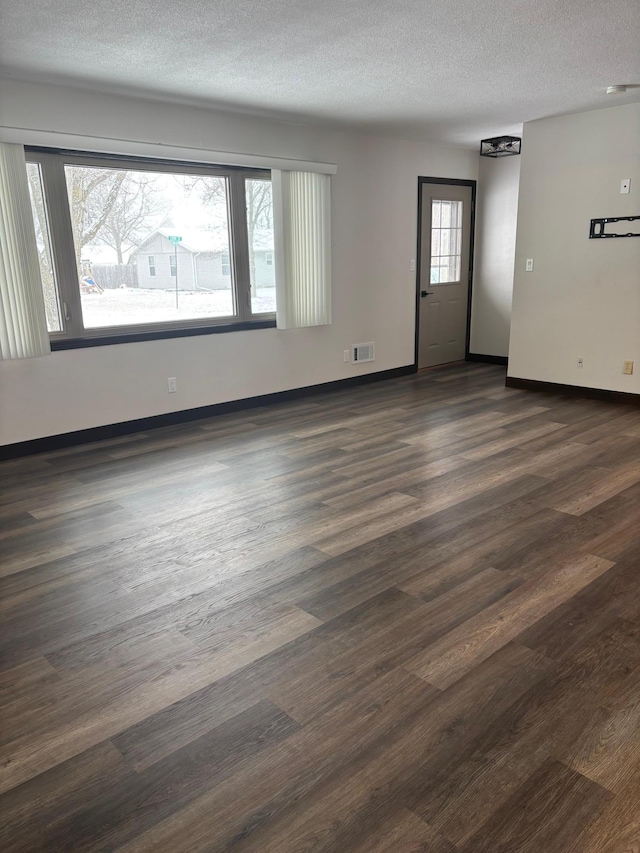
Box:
[0,80,478,446]
[470,154,520,357]
[508,103,640,393]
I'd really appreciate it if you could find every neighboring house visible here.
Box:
[129,228,275,291]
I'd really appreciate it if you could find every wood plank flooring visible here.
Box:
[1,362,640,852]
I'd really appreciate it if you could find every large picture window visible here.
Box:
[24,149,276,345]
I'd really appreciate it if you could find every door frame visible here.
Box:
[414,176,477,368]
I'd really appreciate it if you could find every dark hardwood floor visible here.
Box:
[1,362,640,852]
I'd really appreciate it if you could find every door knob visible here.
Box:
[421,290,433,297]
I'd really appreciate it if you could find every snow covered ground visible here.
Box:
[80,287,276,328]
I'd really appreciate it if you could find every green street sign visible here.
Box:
[168,235,182,245]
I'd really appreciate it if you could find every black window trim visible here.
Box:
[25,145,276,348]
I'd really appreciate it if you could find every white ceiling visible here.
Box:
[1,0,639,145]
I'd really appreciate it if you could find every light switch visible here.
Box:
[410,259,416,272]
[525,259,534,272]
[621,179,631,194]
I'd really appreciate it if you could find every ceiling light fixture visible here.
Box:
[480,136,522,158]
[606,85,627,94]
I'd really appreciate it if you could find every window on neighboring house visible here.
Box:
[266,252,273,265]
[24,148,275,344]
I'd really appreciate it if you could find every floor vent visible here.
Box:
[352,342,375,363]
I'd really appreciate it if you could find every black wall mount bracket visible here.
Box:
[589,215,640,238]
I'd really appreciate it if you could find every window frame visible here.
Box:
[24,147,276,347]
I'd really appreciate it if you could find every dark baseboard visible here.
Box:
[0,364,417,461]
[466,353,508,366]
[505,376,640,406]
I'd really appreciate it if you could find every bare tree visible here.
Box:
[99,174,168,264]
[65,167,127,271]
[245,180,273,292]
[27,165,168,316]
[26,164,59,329]
[186,176,273,294]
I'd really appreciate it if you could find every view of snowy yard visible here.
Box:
[27,159,278,334]
[80,287,276,328]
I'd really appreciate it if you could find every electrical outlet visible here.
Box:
[525,259,534,272]
[167,377,178,393]
[623,360,634,375]
[620,178,631,194]
[576,357,584,369]
[343,350,350,363]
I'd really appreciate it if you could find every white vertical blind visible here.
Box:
[272,170,331,329]
[0,142,50,359]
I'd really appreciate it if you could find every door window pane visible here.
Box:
[64,165,234,328]
[430,199,462,284]
[245,178,275,314]
[25,163,62,332]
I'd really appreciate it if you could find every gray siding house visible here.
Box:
[129,229,275,291]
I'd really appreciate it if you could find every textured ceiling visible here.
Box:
[1,0,639,145]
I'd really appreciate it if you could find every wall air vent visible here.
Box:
[352,342,375,363]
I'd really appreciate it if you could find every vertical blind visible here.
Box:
[0,142,50,359]
[272,170,331,329]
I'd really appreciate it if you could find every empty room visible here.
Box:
[0,1,639,850]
